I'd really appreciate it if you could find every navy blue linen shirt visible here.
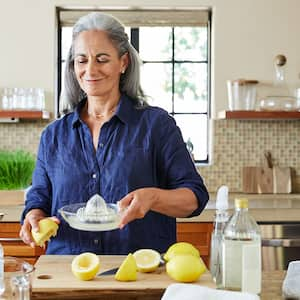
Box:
[22,94,209,255]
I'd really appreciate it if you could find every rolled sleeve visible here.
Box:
[156,112,209,217]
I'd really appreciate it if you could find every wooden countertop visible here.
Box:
[29,255,286,300]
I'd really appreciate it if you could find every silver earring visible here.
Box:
[121,69,126,74]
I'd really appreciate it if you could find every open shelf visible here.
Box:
[218,110,300,120]
[0,110,50,120]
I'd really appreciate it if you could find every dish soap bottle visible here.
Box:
[210,185,229,288]
[222,198,261,294]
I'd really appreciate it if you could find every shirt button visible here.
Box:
[94,239,100,245]
[92,173,97,179]
[99,143,104,148]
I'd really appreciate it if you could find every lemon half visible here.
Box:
[163,242,200,262]
[166,254,206,282]
[71,252,100,281]
[133,249,161,272]
[115,253,137,281]
[31,218,59,248]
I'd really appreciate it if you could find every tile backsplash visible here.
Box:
[0,119,299,193]
[198,119,300,192]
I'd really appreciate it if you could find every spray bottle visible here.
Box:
[210,185,229,288]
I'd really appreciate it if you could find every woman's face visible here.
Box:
[73,29,128,98]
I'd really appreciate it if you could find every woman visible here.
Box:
[20,12,209,254]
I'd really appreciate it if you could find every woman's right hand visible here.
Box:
[19,209,60,248]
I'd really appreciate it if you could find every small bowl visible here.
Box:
[59,203,121,232]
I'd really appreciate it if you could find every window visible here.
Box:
[57,8,211,163]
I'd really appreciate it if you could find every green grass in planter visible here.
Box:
[0,150,35,190]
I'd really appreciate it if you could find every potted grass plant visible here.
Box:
[0,150,35,205]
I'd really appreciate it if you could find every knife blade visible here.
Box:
[98,267,119,276]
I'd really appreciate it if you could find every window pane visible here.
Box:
[174,114,208,161]
[140,63,172,111]
[61,27,73,60]
[174,27,207,61]
[174,63,207,113]
[139,27,172,61]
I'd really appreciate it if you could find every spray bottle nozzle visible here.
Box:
[216,185,229,211]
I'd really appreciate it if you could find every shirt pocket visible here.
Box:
[102,146,156,197]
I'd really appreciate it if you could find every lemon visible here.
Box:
[163,242,200,262]
[31,218,59,248]
[133,249,161,272]
[166,254,206,282]
[71,252,100,281]
[115,253,137,281]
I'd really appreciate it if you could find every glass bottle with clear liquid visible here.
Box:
[222,198,261,294]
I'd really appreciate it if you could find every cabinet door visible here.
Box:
[177,222,213,267]
[0,222,45,264]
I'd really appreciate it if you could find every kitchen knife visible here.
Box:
[98,267,119,276]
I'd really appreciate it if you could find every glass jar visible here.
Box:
[227,79,258,110]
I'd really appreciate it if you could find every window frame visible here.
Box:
[56,8,211,164]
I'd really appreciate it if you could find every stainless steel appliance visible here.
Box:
[260,222,300,271]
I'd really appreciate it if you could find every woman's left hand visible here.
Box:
[118,187,159,229]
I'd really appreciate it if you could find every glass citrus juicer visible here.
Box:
[59,194,122,231]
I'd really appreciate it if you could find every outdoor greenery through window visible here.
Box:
[57,9,211,163]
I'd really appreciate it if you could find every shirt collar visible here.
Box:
[71,98,87,128]
[71,94,136,128]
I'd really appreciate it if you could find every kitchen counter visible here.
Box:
[178,192,300,222]
[29,255,285,300]
[1,193,300,223]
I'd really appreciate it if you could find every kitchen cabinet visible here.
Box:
[218,110,300,120]
[0,110,50,120]
[0,222,45,264]
[176,222,213,267]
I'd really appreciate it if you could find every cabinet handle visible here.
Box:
[0,237,23,242]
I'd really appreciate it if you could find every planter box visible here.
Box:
[0,190,25,206]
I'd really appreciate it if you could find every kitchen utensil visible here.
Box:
[98,267,119,276]
[227,79,258,110]
[59,203,121,231]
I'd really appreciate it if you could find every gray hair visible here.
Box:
[60,12,147,114]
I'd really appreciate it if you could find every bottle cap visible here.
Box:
[235,198,248,209]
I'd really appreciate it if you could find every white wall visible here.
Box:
[1,0,300,117]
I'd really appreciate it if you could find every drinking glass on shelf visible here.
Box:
[1,88,9,110]
[35,88,45,110]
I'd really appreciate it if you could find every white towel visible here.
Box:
[161,283,260,300]
[282,260,300,298]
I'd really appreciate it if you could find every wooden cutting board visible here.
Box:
[32,255,215,300]
[242,166,292,194]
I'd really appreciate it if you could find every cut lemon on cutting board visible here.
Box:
[115,253,137,281]
[71,252,100,281]
[31,218,59,248]
[166,254,206,282]
[133,249,161,272]
[163,242,200,262]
